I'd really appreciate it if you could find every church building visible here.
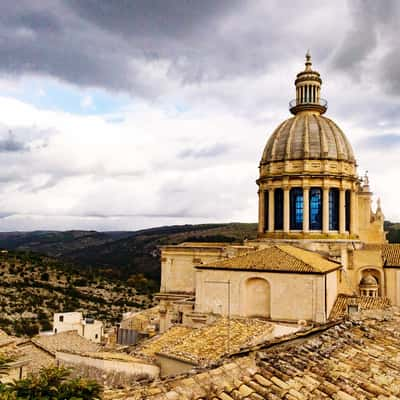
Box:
[156,53,400,330]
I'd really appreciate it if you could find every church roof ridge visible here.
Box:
[196,244,340,274]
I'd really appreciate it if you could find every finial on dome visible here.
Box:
[289,52,327,115]
[305,50,312,71]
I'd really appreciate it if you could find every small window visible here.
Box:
[329,188,339,230]
[274,189,284,230]
[95,334,98,339]
[54,328,57,333]
[290,188,303,230]
[59,316,64,322]
[309,188,322,230]
[345,190,351,231]
[264,190,269,230]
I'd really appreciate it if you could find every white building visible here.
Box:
[53,312,104,343]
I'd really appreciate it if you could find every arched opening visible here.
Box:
[290,187,303,230]
[309,187,322,230]
[359,268,381,297]
[274,188,284,230]
[243,278,271,318]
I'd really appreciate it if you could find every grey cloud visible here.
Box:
[331,0,400,95]
[0,131,28,152]
[0,1,337,97]
[360,134,400,149]
[178,143,230,159]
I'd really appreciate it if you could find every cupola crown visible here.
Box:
[289,52,327,115]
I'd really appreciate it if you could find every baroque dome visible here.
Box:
[261,113,355,164]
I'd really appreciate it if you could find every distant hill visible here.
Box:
[384,221,400,243]
[0,223,258,281]
[1,221,397,283]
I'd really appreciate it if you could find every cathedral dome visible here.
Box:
[257,52,360,240]
[261,113,355,164]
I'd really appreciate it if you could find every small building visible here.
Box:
[53,312,103,343]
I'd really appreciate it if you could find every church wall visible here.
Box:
[326,270,338,316]
[385,269,400,306]
[160,245,253,294]
[161,247,225,293]
[195,269,327,323]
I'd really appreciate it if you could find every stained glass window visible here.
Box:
[290,188,303,230]
[309,187,322,230]
[329,188,339,230]
[274,188,283,230]
[345,190,351,231]
[264,191,269,231]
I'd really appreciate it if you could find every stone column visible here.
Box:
[258,189,265,235]
[283,186,290,233]
[322,186,329,233]
[268,189,274,232]
[303,187,310,233]
[339,188,346,234]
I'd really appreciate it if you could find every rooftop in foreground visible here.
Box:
[105,307,400,400]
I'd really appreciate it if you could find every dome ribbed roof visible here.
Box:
[360,274,378,286]
[261,114,355,164]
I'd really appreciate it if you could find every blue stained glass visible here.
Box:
[290,188,303,230]
[310,188,322,230]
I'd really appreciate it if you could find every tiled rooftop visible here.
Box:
[33,331,100,355]
[329,294,391,320]
[137,326,193,358]
[105,308,400,400]
[382,244,400,267]
[197,245,340,274]
[157,318,273,366]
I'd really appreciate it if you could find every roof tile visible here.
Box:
[197,245,339,273]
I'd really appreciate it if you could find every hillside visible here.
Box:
[0,223,259,281]
[0,250,155,337]
[1,221,398,284]
[385,221,400,243]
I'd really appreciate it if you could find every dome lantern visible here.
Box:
[289,52,327,115]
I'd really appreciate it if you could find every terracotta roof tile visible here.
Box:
[382,244,400,267]
[32,331,100,354]
[157,318,273,366]
[329,294,391,320]
[197,245,340,274]
[105,310,400,400]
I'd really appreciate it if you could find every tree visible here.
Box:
[0,366,101,400]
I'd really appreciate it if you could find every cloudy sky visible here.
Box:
[0,0,399,231]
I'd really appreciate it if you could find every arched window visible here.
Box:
[290,188,303,230]
[329,188,339,230]
[264,191,269,231]
[345,190,351,231]
[309,187,322,230]
[274,188,283,230]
